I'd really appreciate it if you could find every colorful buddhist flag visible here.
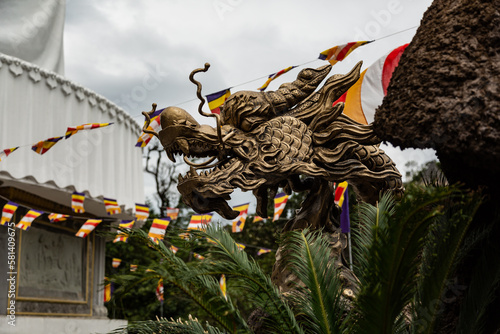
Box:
[340,186,350,234]
[187,213,213,231]
[156,279,164,302]
[220,274,227,300]
[130,264,138,272]
[252,215,264,223]
[65,123,113,139]
[135,203,149,221]
[170,245,179,254]
[113,220,135,243]
[232,203,249,233]
[334,181,348,207]
[136,108,164,148]
[206,89,231,114]
[104,278,113,302]
[16,209,43,230]
[257,248,272,256]
[236,243,246,250]
[258,66,297,91]
[148,218,171,244]
[71,192,85,213]
[193,253,205,260]
[48,213,69,223]
[1,202,19,226]
[31,136,63,155]
[335,44,408,124]
[75,219,102,238]
[0,147,19,162]
[103,198,121,215]
[165,207,179,221]
[273,192,289,221]
[112,258,122,268]
[319,41,372,66]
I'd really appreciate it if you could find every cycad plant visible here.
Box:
[109,182,483,333]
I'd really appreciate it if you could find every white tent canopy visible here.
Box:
[0,54,145,217]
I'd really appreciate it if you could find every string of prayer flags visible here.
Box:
[0,147,19,162]
[136,108,164,148]
[232,203,249,233]
[148,218,171,244]
[112,258,122,268]
[48,213,69,223]
[252,215,264,223]
[31,136,64,155]
[65,123,113,139]
[103,198,121,215]
[334,181,348,206]
[165,207,179,221]
[273,192,289,221]
[104,280,113,302]
[156,279,164,302]
[187,213,213,231]
[71,192,86,213]
[206,89,231,114]
[130,264,138,272]
[16,209,43,230]
[258,66,297,91]
[135,203,150,222]
[1,201,19,226]
[236,243,246,250]
[319,41,372,65]
[75,219,102,238]
[170,245,179,254]
[113,220,135,243]
[220,274,227,300]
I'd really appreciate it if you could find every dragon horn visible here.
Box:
[264,64,332,114]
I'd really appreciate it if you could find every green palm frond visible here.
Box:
[281,229,346,334]
[111,315,226,334]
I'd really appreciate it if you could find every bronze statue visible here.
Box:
[143,62,403,292]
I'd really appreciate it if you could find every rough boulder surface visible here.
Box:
[374,0,500,187]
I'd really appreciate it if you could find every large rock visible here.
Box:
[374,0,500,187]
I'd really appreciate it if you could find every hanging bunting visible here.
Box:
[156,279,164,302]
[16,209,43,231]
[31,136,64,155]
[257,248,272,256]
[104,278,113,302]
[258,66,297,91]
[0,147,19,162]
[273,192,289,221]
[220,274,227,300]
[165,207,179,221]
[130,264,138,272]
[236,243,246,250]
[193,253,205,260]
[318,40,372,66]
[113,220,135,243]
[335,44,409,124]
[1,201,19,226]
[112,258,122,268]
[206,89,231,114]
[71,191,86,213]
[170,245,179,254]
[103,198,121,215]
[148,218,171,244]
[75,219,102,238]
[136,108,164,148]
[135,203,150,222]
[231,203,249,233]
[48,213,69,223]
[252,215,264,223]
[187,213,213,231]
[65,123,113,139]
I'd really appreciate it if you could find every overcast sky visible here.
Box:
[63,0,437,218]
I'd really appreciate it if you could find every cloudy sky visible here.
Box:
[63,0,437,217]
